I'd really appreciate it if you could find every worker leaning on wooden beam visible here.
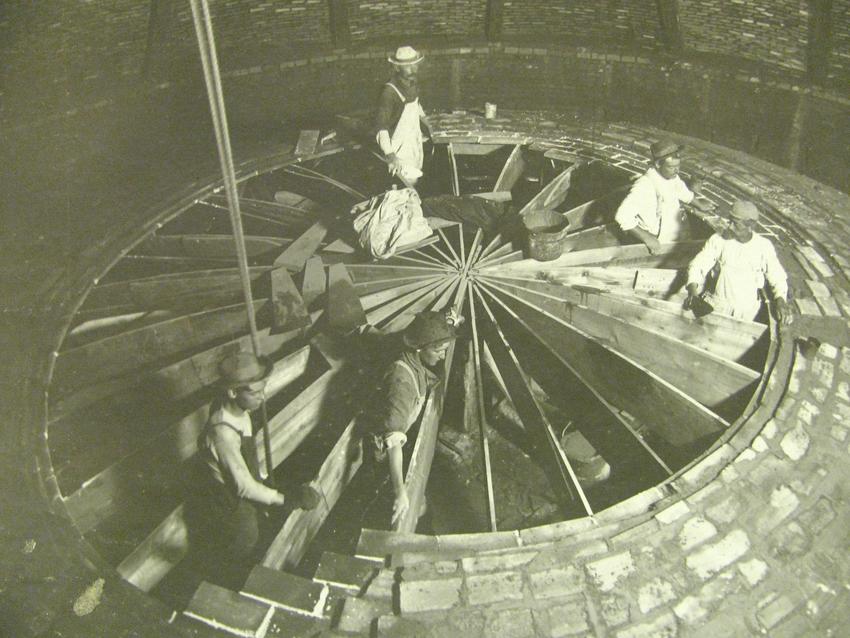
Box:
[375,45,432,188]
[685,199,792,325]
[364,310,460,525]
[615,139,715,254]
[188,352,319,585]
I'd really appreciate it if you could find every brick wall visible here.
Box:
[348,1,486,42]
[679,0,809,71]
[500,0,661,49]
[829,0,850,87]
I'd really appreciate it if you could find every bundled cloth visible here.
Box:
[352,187,432,259]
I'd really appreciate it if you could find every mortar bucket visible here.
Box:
[523,209,569,261]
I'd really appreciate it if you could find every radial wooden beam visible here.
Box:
[359,275,444,311]
[53,300,270,396]
[493,144,525,193]
[474,288,592,516]
[345,264,446,282]
[448,143,460,196]
[353,274,440,297]
[134,234,291,261]
[365,278,448,327]
[479,283,728,452]
[262,417,363,569]
[77,267,272,320]
[560,182,631,233]
[479,274,765,363]
[393,389,442,533]
[482,279,760,412]
[380,277,459,333]
[274,221,328,272]
[518,163,580,219]
[480,241,703,272]
[467,286,497,531]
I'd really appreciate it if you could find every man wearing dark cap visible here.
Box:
[685,200,792,324]
[191,351,318,576]
[365,310,460,524]
[615,139,714,254]
[375,45,431,187]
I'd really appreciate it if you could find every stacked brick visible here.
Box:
[348,1,486,42]
[678,0,809,71]
[500,0,661,49]
[829,0,850,88]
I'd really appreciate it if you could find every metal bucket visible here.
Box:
[523,209,569,261]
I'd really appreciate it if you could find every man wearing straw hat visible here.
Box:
[375,45,431,188]
[685,199,792,324]
[189,351,318,582]
[615,139,715,254]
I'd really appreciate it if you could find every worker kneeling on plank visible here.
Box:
[188,352,319,585]
[685,199,792,325]
[364,310,460,525]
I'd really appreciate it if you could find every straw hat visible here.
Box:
[388,46,424,66]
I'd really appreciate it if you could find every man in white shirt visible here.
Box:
[615,139,714,253]
[685,200,792,324]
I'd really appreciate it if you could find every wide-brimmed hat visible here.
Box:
[218,351,273,389]
[389,46,424,66]
[403,311,457,349]
[729,200,760,222]
[650,139,683,162]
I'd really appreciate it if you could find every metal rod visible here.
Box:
[190,0,275,485]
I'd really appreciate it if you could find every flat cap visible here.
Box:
[730,200,760,221]
[650,139,683,162]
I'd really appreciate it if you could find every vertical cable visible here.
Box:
[189,0,275,484]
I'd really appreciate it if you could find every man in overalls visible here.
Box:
[366,311,458,525]
[375,45,431,188]
[615,139,715,253]
[189,352,318,586]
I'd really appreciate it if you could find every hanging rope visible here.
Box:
[189,0,275,485]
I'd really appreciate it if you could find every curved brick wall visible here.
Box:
[500,0,661,48]
[349,1,486,42]
[679,0,809,71]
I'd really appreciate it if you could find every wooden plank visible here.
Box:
[484,280,760,410]
[365,278,447,326]
[326,264,366,332]
[301,256,326,309]
[274,221,328,271]
[63,346,312,534]
[493,144,525,192]
[560,223,622,253]
[394,390,442,533]
[633,268,679,296]
[380,277,458,333]
[323,238,356,253]
[241,566,328,618]
[352,274,437,297]
[478,274,764,363]
[562,184,631,232]
[295,130,321,156]
[429,276,462,312]
[53,300,270,396]
[518,163,579,219]
[448,143,460,196]
[360,275,443,311]
[480,241,702,272]
[467,291,497,531]
[49,321,309,423]
[78,267,272,319]
[134,234,290,261]
[116,504,188,591]
[479,283,727,452]
[345,263,443,282]
[472,191,512,202]
[450,142,506,155]
[475,289,588,513]
[262,418,363,570]
[270,267,311,332]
